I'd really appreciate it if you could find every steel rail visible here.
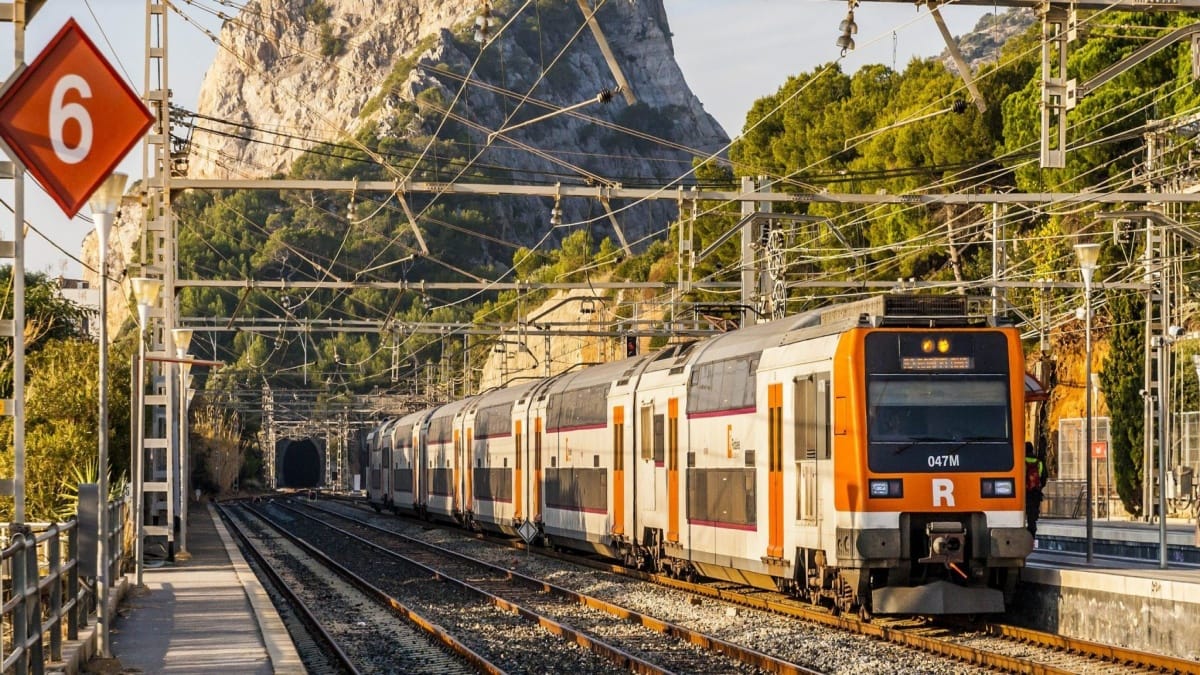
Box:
[228,502,504,675]
[977,621,1200,674]
[257,500,669,675]
[216,503,360,675]
[549,548,1200,674]
[290,499,823,675]
[326,496,1192,675]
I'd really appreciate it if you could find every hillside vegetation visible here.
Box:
[172,8,1200,514]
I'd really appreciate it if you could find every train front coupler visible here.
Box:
[919,521,967,578]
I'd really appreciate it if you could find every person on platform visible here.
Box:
[1025,442,1048,538]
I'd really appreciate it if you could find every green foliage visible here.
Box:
[0,268,92,396]
[359,34,436,119]
[319,24,344,58]
[1100,291,1145,517]
[0,336,133,522]
[304,1,331,24]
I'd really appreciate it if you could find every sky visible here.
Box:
[1,0,993,278]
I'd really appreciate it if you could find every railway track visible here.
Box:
[260,497,817,674]
[219,502,488,674]
[219,501,359,674]
[307,495,1199,674]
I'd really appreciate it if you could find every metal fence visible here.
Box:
[0,498,126,674]
[1177,411,1200,482]
[1053,417,1123,518]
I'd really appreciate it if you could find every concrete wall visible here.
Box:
[1013,567,1200,661]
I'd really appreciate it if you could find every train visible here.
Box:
[365,294,1035,616]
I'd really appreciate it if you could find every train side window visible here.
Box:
[640,406,653,460]
[817,374,830,459]
[794,375,817,461]
[653,414,665,463]
[795,373,830,459]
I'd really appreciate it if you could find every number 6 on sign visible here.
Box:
[50,74,93,165]
[0,19,153,217]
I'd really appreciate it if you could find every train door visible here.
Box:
[466,427,475,517]
[795,373,831,549]
[611,405,625,538]
[667,397,680,543]
[767,383,784,558]
[534,415,543,523]
[417,418,430,510]
[514,420,523,522]
[383,436,393,507]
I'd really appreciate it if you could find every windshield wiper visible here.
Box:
[892,436,943,455]
[945,435,1010,454]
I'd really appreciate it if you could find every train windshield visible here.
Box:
[864,332,1014,473]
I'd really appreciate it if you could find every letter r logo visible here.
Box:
[932,478,956,507]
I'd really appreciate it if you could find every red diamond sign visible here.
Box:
[0,19,154,218]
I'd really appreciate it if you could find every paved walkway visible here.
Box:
[93,503,303,674]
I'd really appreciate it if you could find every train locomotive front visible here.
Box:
[826,307,1032,615]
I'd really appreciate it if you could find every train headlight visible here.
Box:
[980,478,1015,497]
[869,479,903,498]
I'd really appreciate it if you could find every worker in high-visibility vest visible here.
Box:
[1025,442,1048,538]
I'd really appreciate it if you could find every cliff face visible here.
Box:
[940,9,1035,73]
[181,0,728,250]
[190,0,481,178]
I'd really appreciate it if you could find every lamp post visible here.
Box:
[129,276,162,586]
[1075,242,1100,564]
[172,328,193,556]
[88,172,126,657]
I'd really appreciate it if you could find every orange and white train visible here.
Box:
[366,295,1035,615]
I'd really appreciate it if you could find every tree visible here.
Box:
[0,336,133,521]
[1099,290,1144,517]
[0,268,92,396]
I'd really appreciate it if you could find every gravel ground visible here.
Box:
[305,499,997,675]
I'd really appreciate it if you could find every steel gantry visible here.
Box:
[136,1,1200,535]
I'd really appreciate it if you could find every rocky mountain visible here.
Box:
[179,0,729,250]
[940,8,1035,73]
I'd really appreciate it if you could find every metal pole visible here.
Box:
[1085,286,1095,563]
[134,331,146,586]
[1158,340,1169,569]
[12,0,27,526]
[179,365,188,555]
[95,214,111,655]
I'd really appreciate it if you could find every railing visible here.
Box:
[0,499,127,675]
[1042,479,1130,520]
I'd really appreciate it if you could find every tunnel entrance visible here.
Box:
[278,438,323,488]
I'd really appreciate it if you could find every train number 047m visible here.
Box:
[928,455,961,468]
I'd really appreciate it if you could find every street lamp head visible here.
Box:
[1074,242,1101,288]
[129,277,162,328]
[88,172,128,218]
[172,328,194,357]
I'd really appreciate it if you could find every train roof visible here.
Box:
[376,416,401,435]
[428,395,477,421]
[543,352,653,394]
[393,407,434,429]
[687,306,825,366]
[473,380,539,410]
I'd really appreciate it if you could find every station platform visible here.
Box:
[85,503,303,674]
[1013,516,1200,663]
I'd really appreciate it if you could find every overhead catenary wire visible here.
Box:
[110,0,1190,391]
